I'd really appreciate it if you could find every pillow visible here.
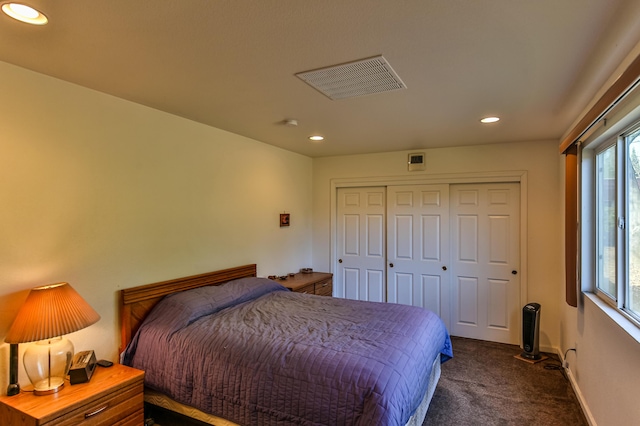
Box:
[144,277,287,331]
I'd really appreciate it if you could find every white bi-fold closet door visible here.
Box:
[336,183,521,344]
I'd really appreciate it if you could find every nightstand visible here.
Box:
[284,272,333,296]
[0,363,144,426]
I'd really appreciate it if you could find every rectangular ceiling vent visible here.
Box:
[295,55,406,100]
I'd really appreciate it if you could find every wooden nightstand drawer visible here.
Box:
[52,380,143,426]
[0,364,144,426]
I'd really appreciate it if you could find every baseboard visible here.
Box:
[556,348,597,426]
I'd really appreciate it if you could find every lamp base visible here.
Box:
[7,343,20,396]
[6,383,20,396]
[33,377,65,395]
[24,337,73,396]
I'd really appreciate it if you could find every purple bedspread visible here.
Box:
[123,278,452,425]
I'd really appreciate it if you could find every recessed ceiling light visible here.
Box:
[308,135,324,141]
[480,116,500,124]
[2,3,48,25]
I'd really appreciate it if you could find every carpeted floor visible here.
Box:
[423,337,587,425]
[144,336,587,425]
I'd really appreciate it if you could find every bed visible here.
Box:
[120,264,452,426]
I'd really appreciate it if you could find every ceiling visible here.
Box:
[1,1,640,158]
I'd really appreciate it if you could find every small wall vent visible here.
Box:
[408,152,426,171]
[295,55,406,100]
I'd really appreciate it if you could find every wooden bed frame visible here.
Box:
[119,263,257,353]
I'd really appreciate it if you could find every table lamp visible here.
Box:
[4,282,100,395]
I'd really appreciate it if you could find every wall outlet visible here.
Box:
[563,344,577,369]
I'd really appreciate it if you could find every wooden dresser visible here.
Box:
[0,363,144,426]
[283,272,333,296]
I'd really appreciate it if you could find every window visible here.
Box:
[596,143,617,298]
[628,127,640,315]
[594,124,640,323]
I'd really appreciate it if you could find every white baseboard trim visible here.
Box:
[556,347,597,426]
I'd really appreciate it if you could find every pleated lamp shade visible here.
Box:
[5,282,100,344]
[5,282,100,395]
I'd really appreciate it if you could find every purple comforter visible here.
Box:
[123,277,452,426]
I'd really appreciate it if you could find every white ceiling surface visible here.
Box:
[1,1,640,158]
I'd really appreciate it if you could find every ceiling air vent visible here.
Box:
[295,55,406,100]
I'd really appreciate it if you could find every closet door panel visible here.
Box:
[387,185,450,329]
[337,187,386,301]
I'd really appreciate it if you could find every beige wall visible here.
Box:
[557,46,640,423]
[311,140,564,350]
[0,61,313,391]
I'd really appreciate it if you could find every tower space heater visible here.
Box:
[521,303,541,360]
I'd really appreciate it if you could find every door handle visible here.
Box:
[512,270,518,275]
[389,263,394,268]
[442,266,447,271]
[338,259,343,263]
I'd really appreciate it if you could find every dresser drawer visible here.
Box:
[285,272,333,297]
[295,282,315,294]
[114,408,145,426]
[50,381,143,426]
[314,278,332,296]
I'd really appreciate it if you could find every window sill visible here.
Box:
[584,292,640,345]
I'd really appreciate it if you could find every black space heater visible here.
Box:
[521,303,541,360]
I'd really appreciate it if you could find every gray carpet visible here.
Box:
[145,336,587,425]
[424,337,587,425]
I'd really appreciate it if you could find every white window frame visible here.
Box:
[622,124,640,323]
[593,137,620,307]
[584,118,640,334]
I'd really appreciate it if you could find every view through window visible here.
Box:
[595,125,640,323]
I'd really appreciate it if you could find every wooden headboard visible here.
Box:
[119,264,257,353]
